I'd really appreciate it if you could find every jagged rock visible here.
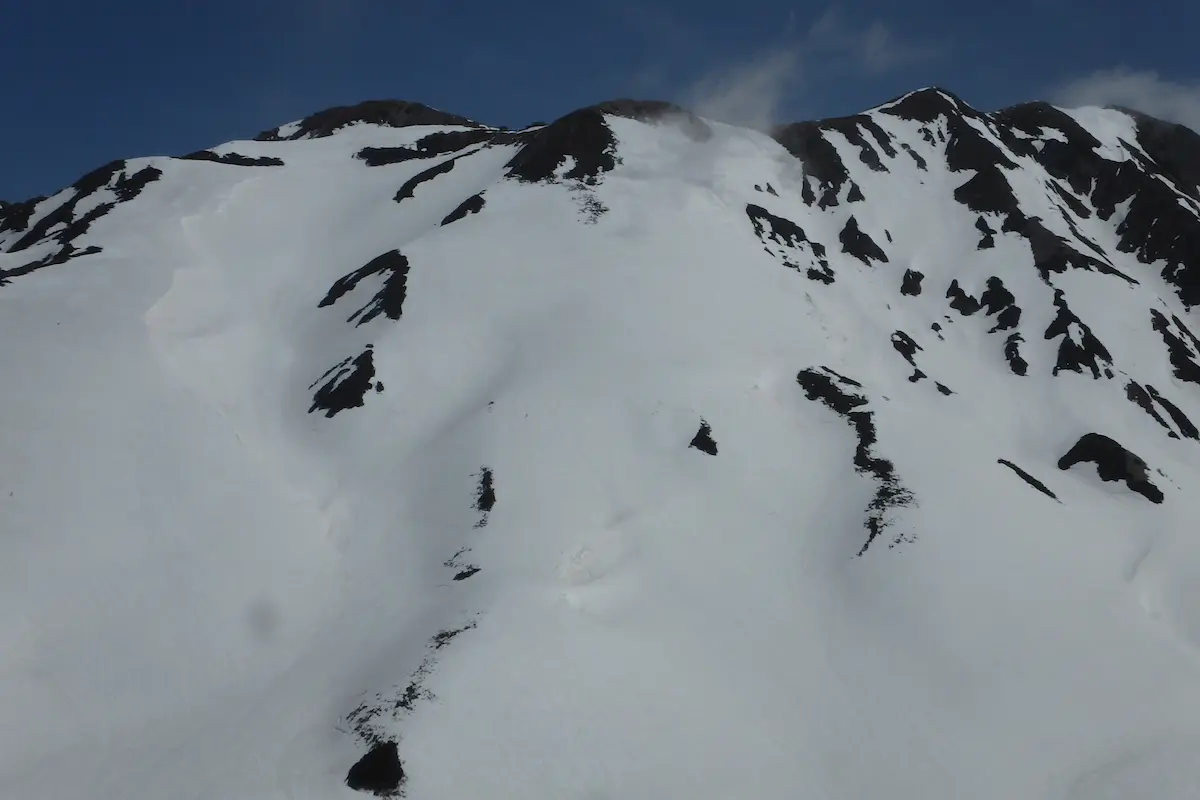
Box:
[346,741,405,797]
[1057,433,1163,503]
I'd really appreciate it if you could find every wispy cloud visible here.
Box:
[1051,68,1200,132]
[677,7,938,129]
[684,48,801,130]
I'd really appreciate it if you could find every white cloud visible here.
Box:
[684,48,801,130]
[679,7,938,129]
[1051,68,1200,132]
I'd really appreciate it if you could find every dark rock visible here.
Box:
[1004,214,1135,285]
[1004,333,1029,376]
[319,250,410,325]
[954,167,1019,215]
[770,122,849,209]
[979,277,1021,332]
[891,331,921,366]
[505,107,619,185]
[878,87,972,124]
[974,215,996,249]
[1150,309,1200,384]
[1146,384,1199,440]
[998,459,1058,500]
[308,347,377,417]
[355,146,431,167]
[2,161,161,281]
[979,277,1015,314]
[395,157,457,203]
[1050,181,1091,219]
[346,741,405,797]
[1043,289,1112,378]
[1057,432,1163,503]
[1129,111,1200,200]
[179,150,285,167]
[816,115,896,173]
[0,195,44,235]
[474,467,495,528]
[441,193,486,226]
[689,420,718,455]
[589,99,713,141]
[900,269,924,296]
[257,100,479,141]
[746,204,808,248]
[899,142,927,170]
[356,129,497,167]
[1126,381,1174,435]
[797,368,915,554]
[935,382,953,395]
[839,216,888,265]
[746,204,833,282]
[819,367,863,388]
[946,279,981,315]
[113,166,162,201]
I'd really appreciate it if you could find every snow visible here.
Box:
[3,100,1200,800]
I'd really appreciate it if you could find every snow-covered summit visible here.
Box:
[4,89,1200,799]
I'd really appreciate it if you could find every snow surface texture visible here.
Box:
[4,91,1200,798]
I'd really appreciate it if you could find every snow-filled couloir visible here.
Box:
[4,89,1200,799]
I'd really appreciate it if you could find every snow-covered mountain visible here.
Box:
[4,88,1200,799]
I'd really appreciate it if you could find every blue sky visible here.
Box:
[5,0,1199,201]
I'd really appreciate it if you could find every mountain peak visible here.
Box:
[5,86,1200,799]
[874,85,974,121]
[255,98,483,141]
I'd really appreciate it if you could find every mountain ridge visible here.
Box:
[4,85,1200,798]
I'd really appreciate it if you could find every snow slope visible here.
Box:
[3,91,1200,799]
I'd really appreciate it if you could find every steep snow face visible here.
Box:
[3,90,1200,799]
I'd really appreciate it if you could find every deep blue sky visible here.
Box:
[6,0,1198,201]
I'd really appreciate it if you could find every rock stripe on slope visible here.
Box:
[796,368,916,555]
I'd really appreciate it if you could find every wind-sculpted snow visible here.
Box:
[6,88,1200,800]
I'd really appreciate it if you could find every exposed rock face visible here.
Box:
[1058,433,1164,503]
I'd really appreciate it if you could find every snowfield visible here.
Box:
[3,90,1200,799]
